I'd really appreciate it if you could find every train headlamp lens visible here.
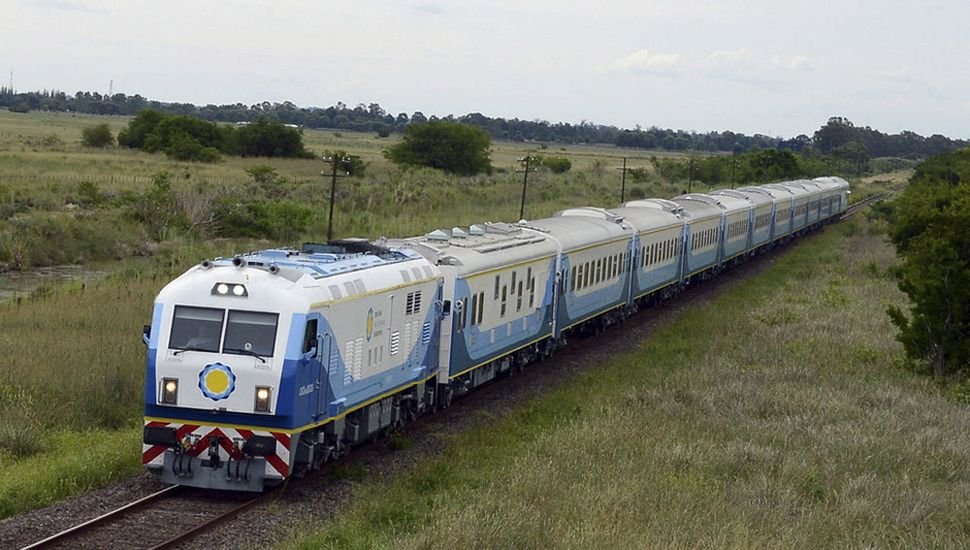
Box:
[161,378,178,405]
[211,283,248,297]
[255,386,271,412]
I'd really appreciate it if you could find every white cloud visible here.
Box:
[879,66,913,82]
[773,55,812,71]
[706,48,753,64]
[608,49,683,75]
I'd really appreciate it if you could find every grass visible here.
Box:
[0,239,261,519]
[0,428,142,518]
[0,110,917,523]
[286,217,970,549]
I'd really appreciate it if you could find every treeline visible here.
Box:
[116,109,311,161]
[2,87,967,158]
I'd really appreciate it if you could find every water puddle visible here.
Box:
[0,265,109,303]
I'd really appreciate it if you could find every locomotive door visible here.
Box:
[315,333,331,418]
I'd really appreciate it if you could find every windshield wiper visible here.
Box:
[224,348,268,364]
[172,346,215,356]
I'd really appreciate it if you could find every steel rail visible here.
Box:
[20,485,184,549]
[148,488,275,549]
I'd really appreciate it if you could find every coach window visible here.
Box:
[170,306,223,353]
[494,276,500,300]
[517,281,524,312]
[511,271,517,292]
[224,310,278,358]
[501,285,508,317]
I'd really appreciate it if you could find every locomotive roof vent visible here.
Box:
[468,224,486,236]
[451,227,468,239]
[426,229,451,242]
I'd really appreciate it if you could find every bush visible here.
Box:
[384,121,492,175]
[81,123,114,147]
[76,181,105,207]
[542,156,572,173]
[216,199,315,242]
[236,119,312,158]
[164,132,222,163]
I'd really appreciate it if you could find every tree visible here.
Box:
[885,149,970,376]
[236,118,312,158]
[118,109,164,149]
[384,121,491,175]
[81,123,114,147]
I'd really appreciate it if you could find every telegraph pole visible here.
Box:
[516,155,538,220]
[321,154,351,242]
[616,157,629,203]
[687,157,695,194]
[731,157,739,189]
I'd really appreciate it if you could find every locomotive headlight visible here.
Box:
[255,386,271,412]
[161,378,178,405]
[211,283,248,297]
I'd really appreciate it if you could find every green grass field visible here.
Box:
[0,110,924,527]
[288,216,969,549]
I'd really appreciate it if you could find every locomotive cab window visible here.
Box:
[169,306,223,352]
[303,319,318,354]
[224,310,279,358]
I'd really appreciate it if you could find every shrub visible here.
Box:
[81,123,114,147]
[542,156,572,173]
[164,132,222,162]
[76,181,105,207]
[384,121,492,175]
[216,199,315,242]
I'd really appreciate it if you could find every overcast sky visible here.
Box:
[4,0,968,138]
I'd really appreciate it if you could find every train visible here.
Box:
[141,176,850,491]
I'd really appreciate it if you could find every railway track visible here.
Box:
[841,192,887,218]
[20,485,269,550]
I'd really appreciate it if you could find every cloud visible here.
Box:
[608,49,683,75]
[20,0,103,12]
[413,3,445,15]
[878,65,913,82]
[707,48,754,64]
[772,55,812,71]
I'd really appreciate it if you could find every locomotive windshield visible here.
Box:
[168,307,278,357]
[223,310,279,358]
[169,306,224,352]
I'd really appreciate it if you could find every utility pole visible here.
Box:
[687,157,695,194]
[516,155,538,220]
[321,154,350,242]
[731,157,739,189]
[616,157,630,203]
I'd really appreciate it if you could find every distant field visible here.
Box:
[0,109,674,197]
[291,214,970,549]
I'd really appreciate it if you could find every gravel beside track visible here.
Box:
[1,225,828,550]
